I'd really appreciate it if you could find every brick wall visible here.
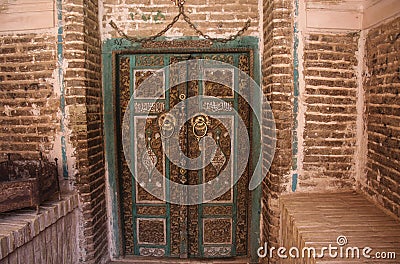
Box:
[0,1,109,262]
[261,0,294,262]
[101,0,260,40]
[301,33,359,190]
[363,16,400,218]
[0,33,59,160]
[63,0,108,263]
[0,195,79,264]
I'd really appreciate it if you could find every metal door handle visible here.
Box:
[191,114,209,141]
[158,113,175,138]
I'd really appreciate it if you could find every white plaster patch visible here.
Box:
[281,172,293,193]
[164,27,183,37]
[30,103,40,116]
[61,58,69,74]
[363,0,400,29]
[376,169,381,182]
[103,159,118,257]
[49,58,68,97]
[102,21,113,40]
[50,128,78,183]
[98,0,109,40]
[0,0,56,33]
[3,105,14,116]
[354,29,368,185]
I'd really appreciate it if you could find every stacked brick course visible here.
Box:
[0,195,79,264]
[0,1,108,262]
[261,0,294,262]
[63,0,108,263]
[281,191,400,264]
[101,0,260,39]
[0,33,59,160]
[363,16,400,218]
[302,33,359,190]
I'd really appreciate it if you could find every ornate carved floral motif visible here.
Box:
[117,52,252,258]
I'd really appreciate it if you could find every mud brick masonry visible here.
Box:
[0,0,399,263]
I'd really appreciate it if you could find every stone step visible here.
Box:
[281,191,400,263]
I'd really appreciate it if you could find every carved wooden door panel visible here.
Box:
[117,51,252,258]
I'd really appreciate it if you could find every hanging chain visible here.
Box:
[109,1,251,44]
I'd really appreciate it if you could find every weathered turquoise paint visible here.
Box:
[102,36,262,260]
[56,0,68,178]
[163,55,171,256]
[292,0,300,192]
[292,173,298,192]
[250,42,262,263]
[103,50,122,257]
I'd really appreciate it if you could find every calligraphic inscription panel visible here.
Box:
[116,52,252,258]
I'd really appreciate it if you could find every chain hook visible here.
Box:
[109,1,251,44]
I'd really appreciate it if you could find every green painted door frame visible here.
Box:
[102,37,262,263]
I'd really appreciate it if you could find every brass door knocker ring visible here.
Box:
[158,113,176,138]
[191,114,209,141]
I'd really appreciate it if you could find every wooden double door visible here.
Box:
[116,51,253,258]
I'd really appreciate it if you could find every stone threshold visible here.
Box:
[0,193,79,260]
[110,256,251,263]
